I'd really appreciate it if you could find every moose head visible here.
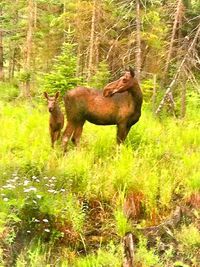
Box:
[44,91,60,113]
[103,67,135,97]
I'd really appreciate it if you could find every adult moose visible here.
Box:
[62,67,142,151]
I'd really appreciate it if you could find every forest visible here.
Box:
[0,0,200,266]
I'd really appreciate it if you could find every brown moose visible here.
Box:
[62,67,143,151]
[44,91,64,148]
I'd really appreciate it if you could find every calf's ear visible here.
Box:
[129,66,135,77]
[43,92,48,99]
[55,91,60,99]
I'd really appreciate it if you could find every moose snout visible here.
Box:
[49,107,53,112]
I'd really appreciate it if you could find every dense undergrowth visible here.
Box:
[0,90,199,266]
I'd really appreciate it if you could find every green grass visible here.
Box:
[0,97,199,266]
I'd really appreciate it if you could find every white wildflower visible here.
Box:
[3,198,9,202]
[36,179,40,183]
[43,219,49,223]
[23,180,30,186]
[24,186,37,193]
[60,189,65,192]
[33,219,40,223]
[36,195,42,199]
[3,184,15,189]
[47,189,55,193]
[44,228,50,232]
[27,230,31,233]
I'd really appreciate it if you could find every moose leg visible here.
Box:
[54,130,61,143]
[50,129,55,148]
[62,122,75,151]
[117,123,130,144]
[71,123,84,146]
[57,130,61,140]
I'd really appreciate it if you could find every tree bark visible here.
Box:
[21,0,35,98]
[0,6,4,81]
[163,0,183,79]
[180,81,186,118]
[87,0,97,82]
[152,74,157,115]
[122,232,135,267]
[135,0,141,81]
[155,23,200,115]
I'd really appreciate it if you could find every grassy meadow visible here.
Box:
[0,85,200,266]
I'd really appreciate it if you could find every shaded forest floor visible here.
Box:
[0,95,199,266]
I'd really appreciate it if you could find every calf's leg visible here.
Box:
[50,129,55,148]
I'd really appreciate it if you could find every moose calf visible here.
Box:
[44,91,64,148]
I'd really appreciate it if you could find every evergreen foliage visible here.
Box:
[43,43,82,95]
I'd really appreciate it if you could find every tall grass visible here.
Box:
[0,97,199,266]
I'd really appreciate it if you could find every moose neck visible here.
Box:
[129,81,143,110]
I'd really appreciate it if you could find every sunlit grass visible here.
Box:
[0,99,200,266]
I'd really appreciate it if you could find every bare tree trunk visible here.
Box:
[9,0,19,80]
[152,74,157,115]
[163,0,183,79]
[0,7,4,81]
[135,0,141,81]
[155,23,200,115]
[21,0,35,98]
[180,81,186,118]
[87,0,97,82]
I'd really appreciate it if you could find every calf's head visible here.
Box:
[44,91,60,113]
[103,67,135,97]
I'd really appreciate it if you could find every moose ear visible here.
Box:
[129,66,135,77]
[43,92,48,99]
[55,91,60,99]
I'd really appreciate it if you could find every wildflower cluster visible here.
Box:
[0,172,67,236]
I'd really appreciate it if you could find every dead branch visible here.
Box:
[155,23,200,115]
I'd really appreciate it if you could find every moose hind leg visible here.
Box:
[117,124,130,144]
[62,123,75,151]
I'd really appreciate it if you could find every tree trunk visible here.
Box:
[180,81,186,118]
[152,74,157,115]
[155,23,200,115]
[135,0,141,81]
[0,7,4,81]
[87,0,97,82]
[21,0,35,98]
[163,0,183,80]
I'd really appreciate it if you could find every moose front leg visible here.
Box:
[116,123,130,144]
[50,129,55,148]
[71,123,84,146]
